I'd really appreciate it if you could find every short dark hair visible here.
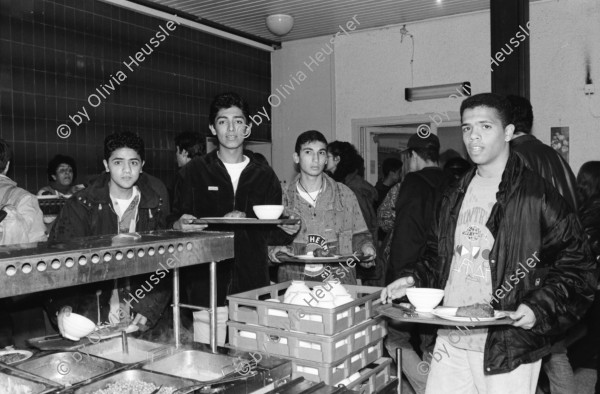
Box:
[411,147,439,163]
[0,139,12,173]
[382,158,403,177]
[295,130,328,154]
[506,95,534,134]
[444,157,472,180]
[104,132,145,161]
[209,92,250,125]
[460,93,513,128]
[48,154,77,182]
[327,141,365,181]
[175,131,205,158]
[577,161,600,207]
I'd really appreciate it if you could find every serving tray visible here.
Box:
[187,218,300,225]
[377,304,515,327]
[276,253,365,264]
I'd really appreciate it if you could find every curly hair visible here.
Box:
[209,92,250,125]
[47,154,77,182]
[577,161,600,207]
[104,132,145,161]
[327,141,365,182]
[175,131,205,158]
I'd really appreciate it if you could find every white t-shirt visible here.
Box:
[110,186,140,233]
[222,156,250,193]
[297,179,326,207]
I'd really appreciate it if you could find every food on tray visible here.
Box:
[456,303,494,318]
[224,210,246,218]
[91,380,176,394]
[0,352,28,364]
[313,247,332,257]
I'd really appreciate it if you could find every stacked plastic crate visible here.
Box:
[227,281,393,394]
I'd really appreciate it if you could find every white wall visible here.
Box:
[271,37,336,183]
[530,0,600,173]
[271,0,600,181]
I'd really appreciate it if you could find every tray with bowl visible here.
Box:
[377,303,514,326]
[187,218,300,225]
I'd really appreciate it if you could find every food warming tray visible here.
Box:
[73,369,198,393]
[0,371,58,394]
[82,337,174,364]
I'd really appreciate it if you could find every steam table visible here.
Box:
[0,230,234,352]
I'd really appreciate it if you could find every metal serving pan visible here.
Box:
[73,369,197,393]
[82,337,173,364]
[14,351,116,386]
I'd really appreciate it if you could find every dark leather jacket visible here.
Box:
[403,153,596,374]
[511,134,578,211]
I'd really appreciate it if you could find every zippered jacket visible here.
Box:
[45,172,169,330]
[402,152,596,374]
[168,150,294,297]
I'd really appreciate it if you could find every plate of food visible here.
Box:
[432,304,509,322]
[0,349,33,364]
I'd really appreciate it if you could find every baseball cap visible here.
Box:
[406,133,440,151]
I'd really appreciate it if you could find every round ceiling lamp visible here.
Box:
[266,14,294,36]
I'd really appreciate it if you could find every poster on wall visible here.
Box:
[550,127,569,162]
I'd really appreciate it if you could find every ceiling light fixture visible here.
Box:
[405,82,471,101]
[266,14,294,36]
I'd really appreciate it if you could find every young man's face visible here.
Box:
[209,106,250,151]
[103,148,144,192]
[294,141,328,177]
[461,106,514,169]
[53,163,73,186]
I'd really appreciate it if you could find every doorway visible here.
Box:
[351,113,464,184]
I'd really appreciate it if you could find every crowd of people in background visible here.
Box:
[0,90,598,394]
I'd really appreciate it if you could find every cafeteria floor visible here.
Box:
[395,367,597,393]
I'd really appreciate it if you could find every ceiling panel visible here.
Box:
[142,0,539,43]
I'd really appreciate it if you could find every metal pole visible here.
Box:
[210,261,217,353]
[396,348,402,394]
[173,267,180,348]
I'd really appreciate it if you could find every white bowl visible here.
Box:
[406,288,444,312]
[61,312,96,341]
[253,205,284,220]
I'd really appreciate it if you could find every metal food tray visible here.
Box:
[286,339,384,384]
[81,337,174,364]
[228,316,386,363]
[0,371,58,394]
[228,281,382,336]
[73,369,198,393]
[14,351,116,386]
[188,218,300,225]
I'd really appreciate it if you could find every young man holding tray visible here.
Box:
[381,93,596,394]
[168,92,299,309]
[270,130,376,284]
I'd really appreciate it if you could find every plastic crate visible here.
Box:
[228,316,386,363]
[288,339,384,384]
[345,358,393,394]
[227,281,383,335]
